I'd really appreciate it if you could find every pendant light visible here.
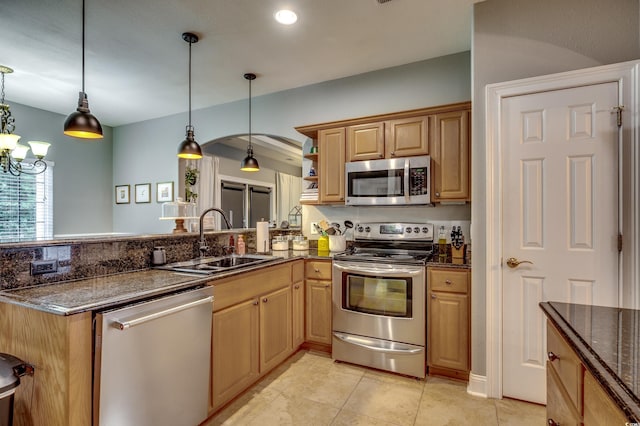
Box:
[177,32,203,159]
[240,73,259,172]
[63,0,103,139]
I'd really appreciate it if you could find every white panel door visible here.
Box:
[501,82,620,403]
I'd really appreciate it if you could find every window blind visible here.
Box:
[0,161,54,242]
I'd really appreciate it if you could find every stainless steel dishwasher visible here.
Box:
[93,285,213,426]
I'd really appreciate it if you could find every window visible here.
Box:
[220,179,274,228]
[0,161,53,242]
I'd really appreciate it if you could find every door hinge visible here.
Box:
[613,106,624,127]
[618,233,623,252]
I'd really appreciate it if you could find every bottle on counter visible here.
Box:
[236,235,246,255]
[318,235,329,252]
[438,226,447,263]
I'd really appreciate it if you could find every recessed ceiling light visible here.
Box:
[275,9,297,25]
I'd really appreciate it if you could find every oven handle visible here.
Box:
[333,332,423,355]
[333,261,424,276]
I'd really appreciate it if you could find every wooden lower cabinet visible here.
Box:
[209,261,300,413]
[259,286,292,372]
[292,261,305,348]
[545,320,629,425]
[427,267,470,380]
[211,298,260,412]
[305,259,332,346]
[0,303,92,426]
[305,279,332,345]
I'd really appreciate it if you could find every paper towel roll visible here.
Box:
[256,221,270,253]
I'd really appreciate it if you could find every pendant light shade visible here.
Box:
[177,32,202,159]
[64,0,103,139]
[240,73,259,172]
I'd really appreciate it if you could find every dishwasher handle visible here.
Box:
[113,296,213,330]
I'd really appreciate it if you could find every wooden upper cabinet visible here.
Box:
[385,116,429,158]
[431,109,470,202]
[346,122,385,161]
[318,127,346,203]
[346,117,428,162]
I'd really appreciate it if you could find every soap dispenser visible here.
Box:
[237,235,246,255]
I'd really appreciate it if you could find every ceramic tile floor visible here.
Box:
[203,350,545,426]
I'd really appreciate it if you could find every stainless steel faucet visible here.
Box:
[199,207,232,257]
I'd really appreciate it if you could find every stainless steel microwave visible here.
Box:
[345,155,430,206]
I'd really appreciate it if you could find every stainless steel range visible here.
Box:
[332,222,434,378]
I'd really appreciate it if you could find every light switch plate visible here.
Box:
[310,222,318,235]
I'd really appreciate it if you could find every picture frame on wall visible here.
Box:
[157,181,174,203]
[115,185,130,204]
[135,183,151,203]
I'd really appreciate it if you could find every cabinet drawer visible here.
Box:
[306,260,332,280]
[428,268,469,293]
[547,322,582,414]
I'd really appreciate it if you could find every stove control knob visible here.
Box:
[422,227,429,234]
[405,227,412,233]
[357,226,364,232]
[364,226,371,233]
[413,227,420,233]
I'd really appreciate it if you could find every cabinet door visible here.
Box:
[305,279,332,345]
[431,110,470,202]
[547,364,582,426]
[318,128,346,203]
[292,261,305,348]
[211,298,259,411]
[584,370,629,425]
[260,286,292,372]
[346,122,385,161]
[292,280,305,348]
[428,291,469,372]
[385,116,429,158]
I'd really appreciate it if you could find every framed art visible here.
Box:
[156,181,174,203]
[115,185,130,204]
[135,183,151,203]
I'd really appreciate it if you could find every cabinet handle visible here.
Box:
[390,151,395,156]
[431,294,437,299]
[253,300,259,306]
[435,192,440,197]
[547,419,559,426]
[325,284,330,288]
[314,268,320,273]
[378,153,383,158]
[547,351,559,362]
[263,298,268,303]
[445,279,452,285]
[294,284,300,289]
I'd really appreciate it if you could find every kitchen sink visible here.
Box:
[156,254,282,275]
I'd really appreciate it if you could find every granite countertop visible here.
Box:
[0,256,301,315]
[540,301,640,422]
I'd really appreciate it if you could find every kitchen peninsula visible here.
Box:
[540,301,640,424]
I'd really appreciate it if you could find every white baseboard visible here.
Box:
[466,373,488,398]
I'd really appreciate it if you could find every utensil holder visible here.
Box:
[329,235,346,252]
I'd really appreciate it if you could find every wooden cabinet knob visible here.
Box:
[253,300,259,306]
[262,298,268,303]
[547,351,559,362]
[390,151,395,156]
[431,294,437,299]
[325,284,330,288]
[435,192,440,197]
[314,268,320,273]
[547,419,559,426]
[445,279,452,285]
[294,284,300,289]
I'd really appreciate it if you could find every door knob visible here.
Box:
[506,257,533,268]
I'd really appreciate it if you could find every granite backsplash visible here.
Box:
[0,229,302,290]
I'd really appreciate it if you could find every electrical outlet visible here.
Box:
[31,259,58,275]
[310,222,318,235]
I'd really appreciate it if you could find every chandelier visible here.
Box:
[0,66,50,176]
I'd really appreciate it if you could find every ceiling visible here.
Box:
[0,0,480,128]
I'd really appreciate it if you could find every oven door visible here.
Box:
[332,260,425,346]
